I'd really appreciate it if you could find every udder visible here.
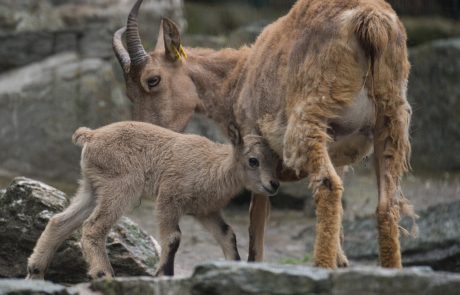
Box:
[327,88,375,166]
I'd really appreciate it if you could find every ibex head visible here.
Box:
[113,0,201,132]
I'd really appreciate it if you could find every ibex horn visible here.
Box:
[126,0,148,67]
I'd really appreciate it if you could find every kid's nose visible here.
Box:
[270,180,280,191]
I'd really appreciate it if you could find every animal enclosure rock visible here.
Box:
[0,52,130,181]
[2,262,460,294]
[408,38,460,171]
[0,177,160,284]
[310,199,460,272]
[0,0,185,72]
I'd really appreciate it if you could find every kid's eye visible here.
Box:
[248,157,259,168]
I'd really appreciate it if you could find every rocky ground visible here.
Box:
[2,262,460,295]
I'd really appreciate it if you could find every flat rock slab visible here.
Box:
[2,262,460,295]
[0,177,160,284]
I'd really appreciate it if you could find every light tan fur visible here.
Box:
[27,121,279,279]
[112,0,414,268]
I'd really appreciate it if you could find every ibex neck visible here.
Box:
[185,47,251,130]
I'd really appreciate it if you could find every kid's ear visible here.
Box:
[228,122,243,146]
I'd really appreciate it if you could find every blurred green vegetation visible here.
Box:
[184,1,288,35]
[184,1,460,48]
[188,0,460,19]
[403,17,460,47]
[280,254,311,265]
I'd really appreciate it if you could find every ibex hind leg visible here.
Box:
[27,178,95,279]
[372,75,412,267]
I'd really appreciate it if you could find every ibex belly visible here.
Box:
[260,89,375,168]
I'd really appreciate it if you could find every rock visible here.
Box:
[0,0,185,72]
[408,39,460,171]
[190,262,330,294]
[306,199,460,272]
[0,52,130,181]
[0,279,72,295]
[3,262,460,295]
[0,177,160,284]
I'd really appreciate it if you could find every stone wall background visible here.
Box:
[0,0,459,201]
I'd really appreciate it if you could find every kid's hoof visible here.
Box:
[26,266,44,280]
[88,270,113,280]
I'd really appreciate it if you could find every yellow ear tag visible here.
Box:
[179,44,188,60]
[173,45,187,62]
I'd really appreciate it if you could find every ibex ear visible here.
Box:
[154,19,165,51]
[156,17,186,62]
[228,122,243,147]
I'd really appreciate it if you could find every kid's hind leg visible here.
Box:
[197,211,240,261]
[154,216,181,277]
[81,181,140,279]
[27,179,95,279]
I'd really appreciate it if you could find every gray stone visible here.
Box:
[190,262,330,295]
[0,279,73,295]
[0,0,185,72]
[2,263,460,295]
[408,39,460,171]
[0,177,160,284]
[0,52,130,181]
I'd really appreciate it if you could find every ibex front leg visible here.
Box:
[284,103,343,268]
[247,193,270,262]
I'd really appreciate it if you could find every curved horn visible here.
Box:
[112,26,130,73]
[126,0,148,66]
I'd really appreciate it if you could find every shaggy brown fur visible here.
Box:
[112,0,414,268]
[26,121,279,279]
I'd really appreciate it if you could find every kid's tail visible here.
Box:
[72,127,93,147]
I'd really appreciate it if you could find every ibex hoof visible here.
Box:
[336,254,349,268]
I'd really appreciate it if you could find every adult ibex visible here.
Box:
[113,0,414,268]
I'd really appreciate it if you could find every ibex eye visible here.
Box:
[248,157,259,168]
[147,76,161,88]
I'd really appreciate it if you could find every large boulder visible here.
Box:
[408,39,460,171]
[0,52,129,181]
[2,262,460,294]
[0,177,160,284]
[0,0,185,72]
[301,199,460,272]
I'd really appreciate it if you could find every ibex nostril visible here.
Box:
[270,180,280,191]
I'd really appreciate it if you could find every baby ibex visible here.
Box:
[26,121,279,279]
